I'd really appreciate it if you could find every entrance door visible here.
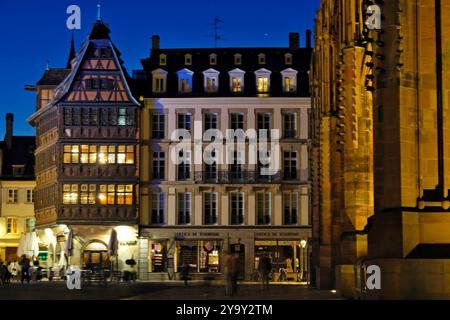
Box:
[230,244,245,280]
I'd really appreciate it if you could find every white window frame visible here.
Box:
[281,68,298,93]
[203,68,220,93]
[7,217,18,234]
[177,68,194,94]
[152,68,168,93]
[7,189,18,204]
[26,189,34,203]
[255,68,272,93]
[228,68,245,93]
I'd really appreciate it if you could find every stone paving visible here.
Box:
[0,280,342,300]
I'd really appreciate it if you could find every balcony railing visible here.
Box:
[194,170,291,184]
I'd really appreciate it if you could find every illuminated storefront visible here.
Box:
[139,228,310,281]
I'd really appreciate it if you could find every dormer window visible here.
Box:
[209,54,217,65]
[281,68,298,93]
[234,54,242,65]
[258,53,266,65]
[203,69,220,93]
[185,54,192,66]
[228,68,245,93]
[255,68,271,93]
[285,53,293,65]
[159,54,167,66]
[152,68,168,93]
[12,165,25,177]
[177,69,194,94]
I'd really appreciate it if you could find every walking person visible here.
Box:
[223,251,234,296]
[8,260,18,282]
[180,261,190,286]
[258,254,272,291]
[19,255,31,284]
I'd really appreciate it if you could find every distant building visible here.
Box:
[134,32,313,281]
[0,113,36,262]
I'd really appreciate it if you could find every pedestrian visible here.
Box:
[19,255,31,284]
[2,262,11,284]
[258,254,272,290]
[230,253,239,295]
[180,261,190,286]
[8,260,18,282]
[224,251,236,296]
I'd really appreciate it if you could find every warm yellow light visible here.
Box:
[98,153,107,164]
[115,226,136,241]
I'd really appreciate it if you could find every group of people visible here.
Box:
[0,255,35,285]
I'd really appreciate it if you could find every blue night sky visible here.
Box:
[0,0,320,137]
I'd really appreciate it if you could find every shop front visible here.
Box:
[138,228,311,282]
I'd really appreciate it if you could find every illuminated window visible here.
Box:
[98,146,108,164]
[117,184,133,205]
[7,218,18,234]
[177,68,194,94]
[118,108,127,126]
[203,69,219,93]
[117,145,134,164]
[80,145,89,163]
[70,145,79,163]
[7,189,18,204]
[281,68,298,93]
[255,68,271,93]
[63,184,78,205]
[80,184,96,205]
[89,145,97,163]
[99,185,108,205]
[228,68,245,93]
[108,146,116,164]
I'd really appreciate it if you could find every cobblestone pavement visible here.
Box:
[0,281,342,300]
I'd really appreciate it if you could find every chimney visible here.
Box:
[5,113,13,149]
[289,32,300,50]
[306,29,312,49]
[152,35,160,50]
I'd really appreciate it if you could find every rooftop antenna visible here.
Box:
[212,16,226,48]
[97,1,102,21]
[45,59,50,71]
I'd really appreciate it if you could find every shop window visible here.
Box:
[149,240,168,272]
[176,240,221,273]
[254,240,304,277]
[151,193,165,224]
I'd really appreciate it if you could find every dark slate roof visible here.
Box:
[133,46,312,98]
[0,136,35,180]
[36,68,71,86]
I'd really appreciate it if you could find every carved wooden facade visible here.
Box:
[29,21,140,227]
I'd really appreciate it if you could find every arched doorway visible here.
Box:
[82,240,109,271]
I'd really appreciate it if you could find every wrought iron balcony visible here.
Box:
[194,170,289,184]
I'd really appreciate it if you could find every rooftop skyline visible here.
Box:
[0,0,319,137]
